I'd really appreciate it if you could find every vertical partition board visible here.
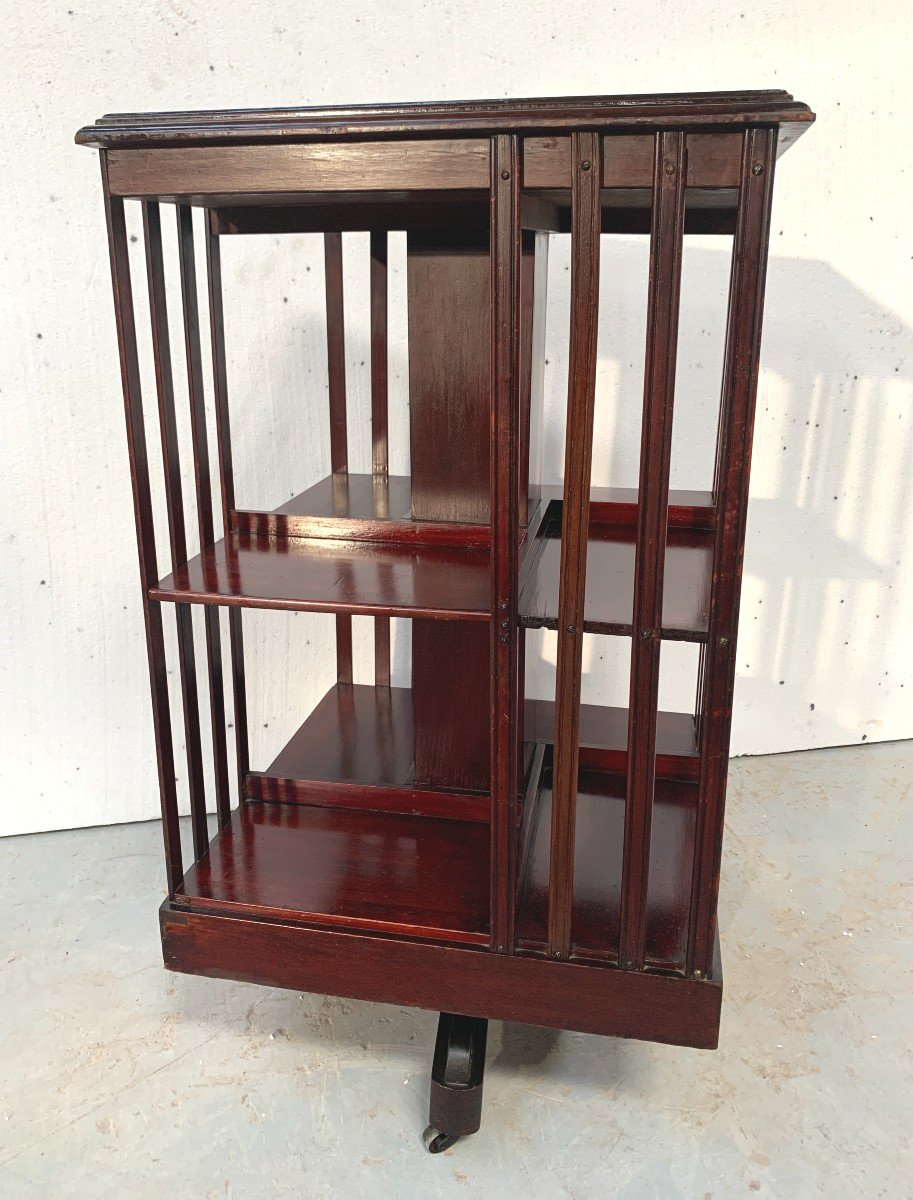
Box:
[408,232,491,790]
[412,620,490,792]
[407,235,491,523]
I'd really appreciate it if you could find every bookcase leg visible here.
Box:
[423,1012,488,1153]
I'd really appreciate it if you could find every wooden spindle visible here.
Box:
[370,229,392,686]
[142,201,208,839]
[618,131,686,971]
[687,126,778,979]
[176,205,230,841]
[205,217,249,810]
[546,131,602,960]
[324,231,353,684]
[489,133,521,953]
[100,158,183,894]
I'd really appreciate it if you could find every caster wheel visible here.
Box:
[423,1125,459,1154]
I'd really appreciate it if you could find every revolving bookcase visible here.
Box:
[77,90,814,1151]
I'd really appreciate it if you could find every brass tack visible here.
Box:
[501,169,511,180]
[580,160,591,171]
[664,161,675,175]
[693,968,704,980]
[752,164,764,176]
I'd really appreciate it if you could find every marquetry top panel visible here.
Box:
[76,90,814,150]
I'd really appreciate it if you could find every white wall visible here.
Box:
[2,1,911,836]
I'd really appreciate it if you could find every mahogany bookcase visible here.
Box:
[77,91,814,1151]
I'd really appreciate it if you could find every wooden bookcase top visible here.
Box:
[75,89,814,149]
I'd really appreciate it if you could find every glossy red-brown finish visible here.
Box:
[520,519,712,640]
[141,202,209,843]
[178,801,490,944]
[619,130,687,971]
[100,159,183,895]
[84,92,812,1065]
[688,127,780,979]
[151,532,491,620]
[77,89,814,148]
[516,765,697,972]
[547,130,602,960]
[524,699,698,780]
[204,223,249,803]
[161,902,722,1048]
[232,473,490,546]
[246,681,489,821]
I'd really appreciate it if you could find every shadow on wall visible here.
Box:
[528,240,913,756]
[218,231,911,762]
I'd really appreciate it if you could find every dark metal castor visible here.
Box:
[423,1012,488,1153]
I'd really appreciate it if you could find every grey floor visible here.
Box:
[1,742,910,1199]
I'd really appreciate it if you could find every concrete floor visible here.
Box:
[1,742,910,1199]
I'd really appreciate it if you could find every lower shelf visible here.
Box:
[178,801,491,945]
[516,764,697,972]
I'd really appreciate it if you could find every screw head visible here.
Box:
[501,169,511,180]
[752,163,764,176]
[566,624,576,634]
[641,629,651,640]
[553,950,562,958]
[580,159,591,171]
[664,161,675,175]
[719,635,729,646]
[693,968,704,980]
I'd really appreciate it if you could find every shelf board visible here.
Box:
[178,800,490,945]
[247,682,490,822]
[524,698,698,780]
[232,473,490,547]
[519,520,712,641]
[151,532,491,621]
[516,766,697,971]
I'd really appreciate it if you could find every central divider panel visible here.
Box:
[408,229,493,792]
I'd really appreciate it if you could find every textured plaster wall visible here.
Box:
[2,1,911,835]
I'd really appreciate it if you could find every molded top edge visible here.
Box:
[75,90,815,149]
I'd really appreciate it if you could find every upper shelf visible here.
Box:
[519,494,714,642]
[76,90,814,149]
[232,472,489,547]
[151,532,490,620]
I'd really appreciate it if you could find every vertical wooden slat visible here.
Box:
[489,133,521,953]
[100,157,183,894]
[688,126,778,979]
[618,131,686,971]
[324,231,353,683]
[205,217,249,810]
[546,131,602,960]
[141,201,208,838]
[176,205,230,843]
[370,230,389,478]
[370,229,391,686]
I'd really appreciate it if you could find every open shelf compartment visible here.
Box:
[150,531,491,620]
[177,800,490,945]
[519,493,714,642]
[515,750,698,973]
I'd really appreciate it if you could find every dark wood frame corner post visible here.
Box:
[81,92,813,1151]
